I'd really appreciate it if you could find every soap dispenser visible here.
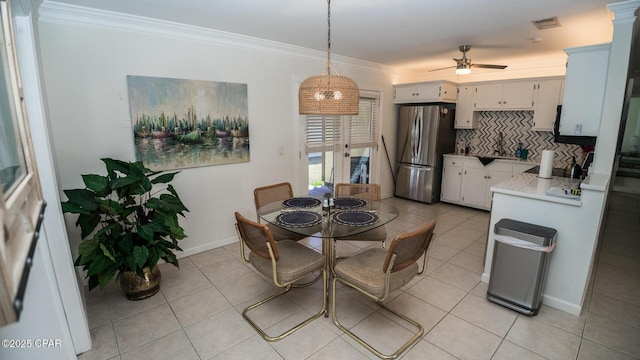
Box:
[514,143,522,158]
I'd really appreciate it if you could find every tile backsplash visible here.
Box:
[456,111,583,166]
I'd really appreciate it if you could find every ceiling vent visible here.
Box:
[532,17,561,30]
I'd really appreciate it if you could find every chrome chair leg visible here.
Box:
[243,267,327,342]
[331,277,424,359]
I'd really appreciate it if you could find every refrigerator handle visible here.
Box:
[412,108,423,159]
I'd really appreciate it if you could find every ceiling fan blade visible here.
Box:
[429,65,456,72]
[472,64,508,70]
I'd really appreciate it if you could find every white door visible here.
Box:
[304,94,380,196]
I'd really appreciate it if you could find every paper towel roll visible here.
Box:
[539,150,555,179]
[537,178,552,194]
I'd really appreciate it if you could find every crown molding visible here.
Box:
[608,0,640,24]
[37,1,395,76]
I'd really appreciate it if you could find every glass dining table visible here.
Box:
[257,196,399,315]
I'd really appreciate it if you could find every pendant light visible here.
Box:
[299,0,359,115]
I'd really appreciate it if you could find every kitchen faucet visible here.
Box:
[495,131,506,156]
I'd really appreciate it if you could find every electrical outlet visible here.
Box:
[575,124,582,135]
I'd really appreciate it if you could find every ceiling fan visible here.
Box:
[430,45,507,75]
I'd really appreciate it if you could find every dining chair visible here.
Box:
[234,211,327,342]
[333,183,387,243]
[253,182,305,241]
[334,182,380,201]
[331,220,436,359]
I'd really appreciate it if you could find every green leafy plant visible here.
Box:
[62,158,189,290]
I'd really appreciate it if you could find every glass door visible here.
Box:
[345,97,378,185]
[305,94,379,196]
[306,115,342,197]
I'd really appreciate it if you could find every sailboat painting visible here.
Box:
[127,75,249,171]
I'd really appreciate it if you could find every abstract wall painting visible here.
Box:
[127,75,249,171]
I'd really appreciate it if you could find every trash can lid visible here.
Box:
[495,219,557,243]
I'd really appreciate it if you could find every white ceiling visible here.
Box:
[46,0,616,75]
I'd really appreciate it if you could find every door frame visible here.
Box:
[14,11,91,354]
[295,87,382,195]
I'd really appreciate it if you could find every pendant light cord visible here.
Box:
[326,0,332,75]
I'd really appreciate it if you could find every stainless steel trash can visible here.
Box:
[487,219,557,315]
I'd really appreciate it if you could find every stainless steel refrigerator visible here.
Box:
[395,104,456,203]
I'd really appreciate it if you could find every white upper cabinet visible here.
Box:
[473,81,536,110]
[558,43,610,137]
[394,81,457,104]
[502,82,536,109]
[473,83,503,110]
[532,79,564,131]
[455,85,478,129]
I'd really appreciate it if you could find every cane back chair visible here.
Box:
[234,211,327,341]
[333,183,387,243]
[331,220,436,359]
[254,182,305,241]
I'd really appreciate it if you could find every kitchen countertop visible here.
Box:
[490,173,583,206]
[445,153,539,164]
[580,172,609,191]
[490,172,609,204]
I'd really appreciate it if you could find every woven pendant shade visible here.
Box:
[299,72,360,115]
[298,0,359,116]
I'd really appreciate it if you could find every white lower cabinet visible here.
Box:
[460,167,487,208]
[483,171,512,207]
[441,155,536,210]
[441,158,463,202]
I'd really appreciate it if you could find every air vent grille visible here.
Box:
[532,17,561,30]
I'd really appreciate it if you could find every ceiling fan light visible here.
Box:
[456,64,471,75]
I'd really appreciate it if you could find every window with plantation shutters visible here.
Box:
[305,97,378,153]
[305,115,342,153]
[350,97,378,151]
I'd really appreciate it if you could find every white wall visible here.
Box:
[36,4,404,258]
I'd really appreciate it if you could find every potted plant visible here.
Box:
[62,158,189,300]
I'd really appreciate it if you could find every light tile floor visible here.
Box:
[79,191,640,360]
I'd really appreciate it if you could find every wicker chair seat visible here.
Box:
[335,225,387,242]
[249,240,325,284]
[265,223,306,242]
[333,248,417,298]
